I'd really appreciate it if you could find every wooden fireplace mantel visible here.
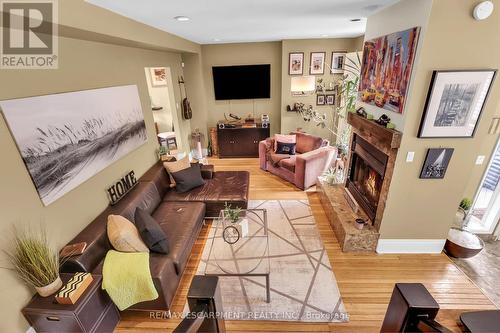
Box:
[347,112,402,155]
[345,112,403,232]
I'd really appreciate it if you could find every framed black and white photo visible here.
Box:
[316,94,325,105]
[289,52,304,75]
[310,52,326,75]
[0,85,147,206]
[326,94,335,105]
[420,148,454,179]
[331,52,346,74]
[418,70,496,138]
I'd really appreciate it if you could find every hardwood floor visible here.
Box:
[116,158,496,333]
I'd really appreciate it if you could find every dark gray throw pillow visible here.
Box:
[276,141,296,155]
[134,207,169,254]
[171,164,205,193]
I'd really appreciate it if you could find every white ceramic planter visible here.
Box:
[35,276,63,297]
[235,218,249,238]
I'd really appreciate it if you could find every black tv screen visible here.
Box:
[212,64,270,100]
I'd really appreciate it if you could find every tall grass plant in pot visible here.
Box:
[3,227,62,297]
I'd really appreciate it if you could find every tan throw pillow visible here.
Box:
[107,215,149,253]
[163,156,190,187]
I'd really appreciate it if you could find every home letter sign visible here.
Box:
[106,170,138,205]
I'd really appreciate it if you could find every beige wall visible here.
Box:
[200,42,283,136]
[0,11,196,333]
[377,0,500,241]
[280,38,361,138]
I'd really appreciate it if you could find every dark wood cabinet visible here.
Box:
[217,126,270,158]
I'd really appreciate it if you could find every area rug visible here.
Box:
[195,200,348,322]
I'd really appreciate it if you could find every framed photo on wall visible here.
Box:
[420,148,454,179]
[288,52,304,75]
[331,52,346,74]
[316,94,325,105]
[310,52,326,75]
[418,70,496,138]
[150,67,167,86]
[326,94,335,105]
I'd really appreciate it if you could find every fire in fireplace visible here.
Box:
[346,134,388,222]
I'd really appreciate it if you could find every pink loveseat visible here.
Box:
[259,132,337,190]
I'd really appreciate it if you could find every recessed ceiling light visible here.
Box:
[350,18,362,22]
[213,38,221,42]
[174,16,190,22]
[321,34,329,38]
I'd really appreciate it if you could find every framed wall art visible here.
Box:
[331,52,346,74]
[0,85,147,206]
[419,148,454,179]
[417,70,496,138]
[289,52,304,75]
[316,94,325,105]
[326,94,335,105]
[310,52,326,75]
[150,67,167,86]
[358,27,420,114]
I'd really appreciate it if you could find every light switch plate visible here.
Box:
[406,151,415,162]
[475,155,486,165]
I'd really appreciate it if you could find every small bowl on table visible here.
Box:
[445,227,484,258]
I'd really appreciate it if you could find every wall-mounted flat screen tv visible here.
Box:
[212,64,270,100]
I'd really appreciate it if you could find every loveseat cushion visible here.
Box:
[152,202,206,275]
[162,171,249,217]
[279,156,297,172]
[294,131,324,154]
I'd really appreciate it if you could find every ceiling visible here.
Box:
[86,0,400,44]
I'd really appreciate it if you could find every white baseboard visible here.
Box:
[376,239,446,254]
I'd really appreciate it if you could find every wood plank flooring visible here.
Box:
[115,158,496,333]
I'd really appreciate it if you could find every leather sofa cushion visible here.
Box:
[152,202,206,275]
[279,156,297,172]
[107,214,149,253]
[162,171,249,218]
[115,182,162,223]
[294,131,323,154]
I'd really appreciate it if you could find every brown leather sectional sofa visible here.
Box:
[61,161,250,312]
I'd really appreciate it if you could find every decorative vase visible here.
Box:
[234,218,249,238]
[35,276,63,297]
[355,218,366,230]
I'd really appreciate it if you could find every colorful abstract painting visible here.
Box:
[358,27,420,114]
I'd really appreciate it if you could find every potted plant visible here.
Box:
[223,203,248,238]
[3,227,62,297]
[458,198,473,228]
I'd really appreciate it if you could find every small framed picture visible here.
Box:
[150,67,167,86]
[418,70,496,138]
[310,52,326,75]
[316,95,326,105]
[331,52,346,74]
[289,52,304,75]
[420,148,454,179]
[326,94,335,105]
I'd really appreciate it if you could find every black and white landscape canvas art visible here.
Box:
[420,148,454,179]
[0,85,147,206]
[418,70,496,138]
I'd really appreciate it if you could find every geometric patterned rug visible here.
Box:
[196,200,348,322]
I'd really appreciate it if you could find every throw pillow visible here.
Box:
[107,215,149,253]
[171,164,205,193]
[134,207,169,254]
[163,156,190,187]
[276,141,296,155]
[274,134,296,152]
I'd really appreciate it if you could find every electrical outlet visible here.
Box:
[475,155,486,165]
[406,151,415,162]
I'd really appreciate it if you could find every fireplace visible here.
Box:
[346,134,388,223]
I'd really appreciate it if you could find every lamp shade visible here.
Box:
[290,76,316,94]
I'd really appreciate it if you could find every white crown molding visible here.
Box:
[376,239,446,254]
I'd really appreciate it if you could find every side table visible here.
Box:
[22,273,120,333]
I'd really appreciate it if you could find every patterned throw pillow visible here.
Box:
[163,156,190,187]
[274,134,296,152]
[276,141,296,155]
[107,215,149,253]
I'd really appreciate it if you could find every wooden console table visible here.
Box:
[217,125,270,158]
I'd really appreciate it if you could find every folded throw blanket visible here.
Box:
[102,250,158,311]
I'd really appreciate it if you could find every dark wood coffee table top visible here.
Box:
[460,310,500,332]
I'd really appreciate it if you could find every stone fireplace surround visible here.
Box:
[318,112,402,252]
